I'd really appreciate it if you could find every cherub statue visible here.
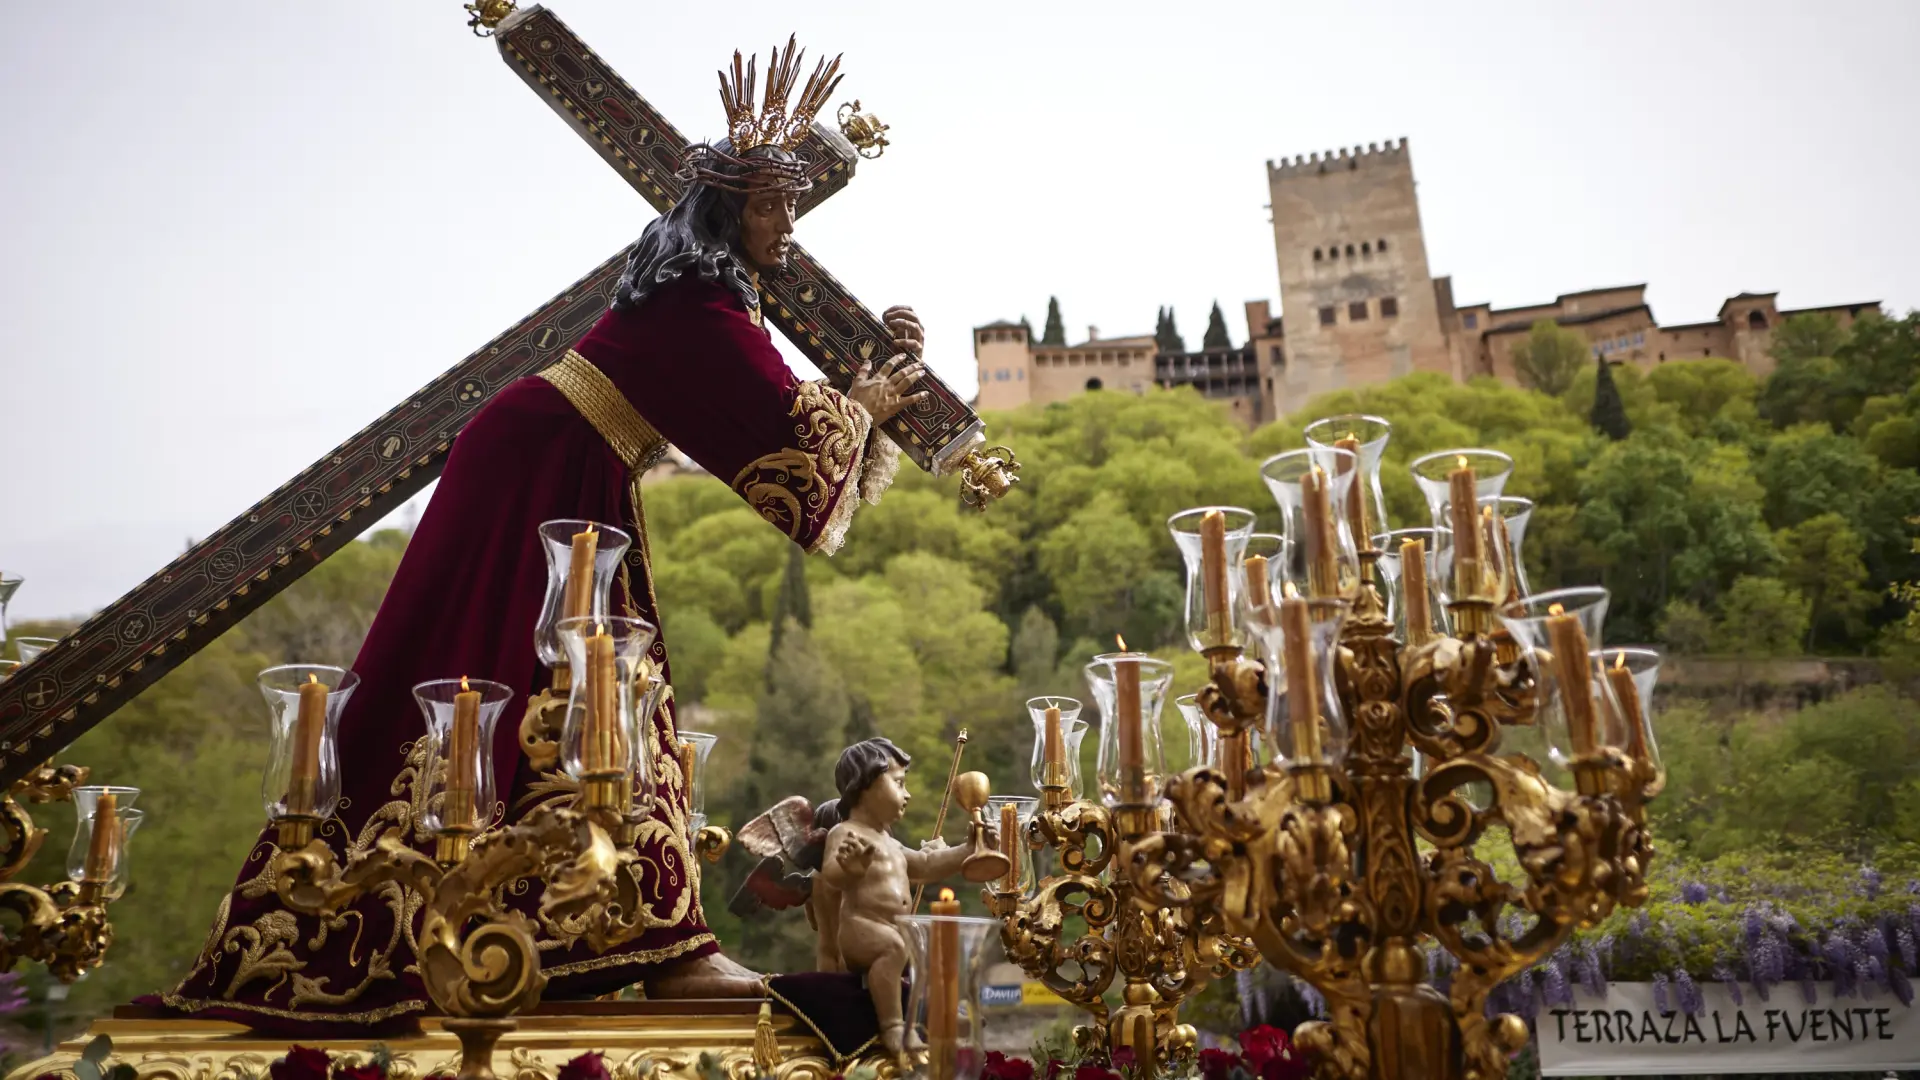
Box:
[734,738,1000,1058]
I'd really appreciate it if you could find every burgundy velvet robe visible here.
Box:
[161,275,897,1033]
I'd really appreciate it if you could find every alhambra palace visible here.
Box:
[972,139,1880,425]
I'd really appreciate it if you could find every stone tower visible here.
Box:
[1266,139,1455,402]
[973,320,1034,410]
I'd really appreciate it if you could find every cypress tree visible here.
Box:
[1041,297,1066,346]
[767,541,812,663]
[1155,307,1187,353]
[1203,301,1232,349]
[1590,357,1632,441]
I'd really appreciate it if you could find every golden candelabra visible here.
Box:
[1112,431,1662,1080]
[0,763,136,983]
[988,754,1259,1067]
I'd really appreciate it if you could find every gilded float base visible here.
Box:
[8,1002,894,1080]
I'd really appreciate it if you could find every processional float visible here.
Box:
[1,2,1014,1079]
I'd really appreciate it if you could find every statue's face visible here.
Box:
[863,763,910,825]
[739,191,797,271]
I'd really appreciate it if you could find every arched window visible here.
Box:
[1361,241,1371,255]
[1747,310,1768,330]
[1328,246,1339,260]
[1378,238,1389,252]
[1313,248,1323,261]
[1345,244,1355,257]
[1086,377,1104,391]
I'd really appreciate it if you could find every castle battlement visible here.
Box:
[1267,137,1410,178]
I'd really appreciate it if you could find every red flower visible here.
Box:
[1045,1058,1067,1080]
[1197,1048,1241,1080]
[556,1054,612,1080]
[272,1047,332,1080]
[1072,1063,1120,1080]
[335,1066,383,1080]
[1257,1054,1310,1080]
[982,1052,1035,1080]
[1238,1026,1289,1070]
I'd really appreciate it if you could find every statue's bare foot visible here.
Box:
[643,951,764,998]
[904,1028,926,1052]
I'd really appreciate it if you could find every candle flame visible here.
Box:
[1456,454,1468,469]
[1282,581,1299,599]
[461,675,471,691]
[306,673,318,685]
[1344,431,1356,441]
[595,622,605,635]
[1548,603,1566,616]
[939,887,955,902]
[1614,650,1627,670]
[1115,634,1128,651]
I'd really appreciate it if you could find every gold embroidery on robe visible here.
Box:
[732,380,899,556]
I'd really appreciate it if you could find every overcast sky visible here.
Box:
[3,1,1916,622]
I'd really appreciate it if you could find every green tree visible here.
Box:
[1770,311,1847,365]
[767,541,812,658]
[1155,307,1186,353]
[1645,357,1760,440]
[1202,301,1231,350]
[1713,576,1811,657]
[1589,358,1631,441]
[1656,599,1714,654]
[1041,296,1066,346]
[1775,513,1874,651]
[1509,319,1589,396]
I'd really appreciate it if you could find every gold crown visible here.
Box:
[718,36,844,153]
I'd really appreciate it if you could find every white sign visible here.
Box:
[1538,981,1920,1076]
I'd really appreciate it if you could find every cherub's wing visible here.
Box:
[727,854,814,917]
[737,795,814,861]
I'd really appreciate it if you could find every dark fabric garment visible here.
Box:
[160,276,892,1030]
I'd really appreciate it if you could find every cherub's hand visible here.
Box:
[837,833,876,875]
[918,837,950,854]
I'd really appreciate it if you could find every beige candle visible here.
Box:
[1199,509,1230,646]
[1546,605,1597,755]
[1280,592,1323,764]
[1302,466,1339,597]
[587,626,619,772]
[1244,553,1273,610]
[447,676,480,828]
[1334,435,1371,551]
[1401,537,1432,643]
[288,673,328,815]
[1607,651,1648,763]
[1448,457,1482,600]
[929,889,961,1042]
[563,525,598,621]
[679,739,698,795]
[83,791,118,882]
[1114,641,1143,799]
[999,802,1021,893]
[1042,705,1065,785]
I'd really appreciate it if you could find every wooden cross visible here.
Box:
[0,5,987,786]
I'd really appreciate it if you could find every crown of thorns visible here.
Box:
[675,143,814,196]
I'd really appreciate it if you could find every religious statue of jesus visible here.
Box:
[161,39,926,1033]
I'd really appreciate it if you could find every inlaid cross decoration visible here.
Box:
[0,3,1012,786]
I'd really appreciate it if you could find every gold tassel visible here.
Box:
[754,1000,783,1072]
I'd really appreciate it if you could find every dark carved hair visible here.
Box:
[811,738,912,833]
[610,142,799,313]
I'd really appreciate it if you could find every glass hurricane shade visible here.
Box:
[1175,694,1217,773]
[1593,645,1665,790]
[984,794,1040,896]
[0,660,17,683]
[1433,495,1522,607]
[556,615,659,789]
[259,664,359,823]
[412,678,513,834]
[1250,598,1351,769]
[0,575,19,637]
[1303,414,1392,546]
[68,786,145,900]
[1259,447,1362,599]
[534,520,634,668]
[13,637,59,664]
[896,911,998,1080]
[1497,587,1632,768]
[1167,506,1259,652]
[1026,696,1089,796]
[1409,448,1514,531]
[1086,653,1174,806]
[1373,526,1445,638]
[679,730,719,818]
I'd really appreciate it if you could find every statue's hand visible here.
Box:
[918,837,950,854]
[837,833,876,875]
[848,353,928,424]
[883,305,924,355]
